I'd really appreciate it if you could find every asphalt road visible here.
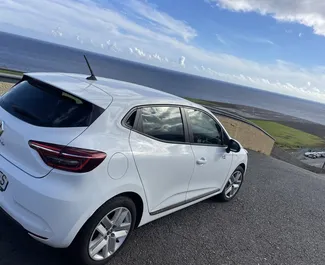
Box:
[1,151,325,265]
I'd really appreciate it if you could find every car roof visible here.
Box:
[25,72,199,110]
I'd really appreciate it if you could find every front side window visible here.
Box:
[138,106,185,143]
[185,108,223,145]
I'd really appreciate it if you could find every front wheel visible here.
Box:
[70,196,137,265]
[217,166,244,202]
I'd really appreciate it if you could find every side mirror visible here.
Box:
[226,139,241,153]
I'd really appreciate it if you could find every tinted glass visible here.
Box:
[139,106,185,142]
[126,110,137,128]
[0,79,104,127]
[186,108,223,145]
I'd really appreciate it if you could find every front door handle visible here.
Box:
[196,157,207,165]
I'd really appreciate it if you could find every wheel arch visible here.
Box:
[113,191,144,228]
[86,190,145,230]
[65,186,147,248]
[239,163,246,173]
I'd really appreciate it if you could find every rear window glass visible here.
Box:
[0,78,104,127]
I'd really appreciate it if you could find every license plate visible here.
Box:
[0,171,8,192]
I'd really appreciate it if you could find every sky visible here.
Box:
[1,0,325,102]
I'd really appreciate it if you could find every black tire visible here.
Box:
[217,166,244,202]
[70,196,137,265]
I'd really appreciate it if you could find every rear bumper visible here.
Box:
[0,204,47,241]
[0,155,97,248]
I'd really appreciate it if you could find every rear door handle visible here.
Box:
[196,157,207,165]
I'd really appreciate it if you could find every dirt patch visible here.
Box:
[0,82,13,95]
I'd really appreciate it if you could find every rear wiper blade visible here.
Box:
[11,105,44,124]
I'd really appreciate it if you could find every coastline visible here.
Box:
[1,78,324,139]
[188,98,325,138]
[1,79,324,139]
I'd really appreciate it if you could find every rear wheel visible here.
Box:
[70,196,136,265]
[217,166,244,202]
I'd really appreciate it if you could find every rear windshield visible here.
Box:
[0,78,104,127]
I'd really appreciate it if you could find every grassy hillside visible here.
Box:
[0,68,23,75]
[251,119,325,149]
[184,97,220,106]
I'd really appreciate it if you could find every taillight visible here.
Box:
[28,140,106,173]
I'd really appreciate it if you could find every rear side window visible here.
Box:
[0,79,104,127]
[138,106,185,143]
[125,110,137,128]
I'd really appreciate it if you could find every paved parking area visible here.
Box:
[1,151,325,265]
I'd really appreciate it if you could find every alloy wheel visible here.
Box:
[88,207,132,261]
[224,170,242,199]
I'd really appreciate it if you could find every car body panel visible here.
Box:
[0,152,147,247]
[0,101,148,247]
[0,72,248,249]
[0,106,87,178]
[186,146,233,200]
[129,130,195,213]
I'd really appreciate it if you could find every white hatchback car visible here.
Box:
[0,72,247,265]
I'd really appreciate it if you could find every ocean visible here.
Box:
[1,31,324,125]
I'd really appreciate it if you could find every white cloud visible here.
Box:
[216,34,227,45]
[121,0,197,42]
[207,0,325,37]
[51,26,63,37]
[153,53,162,61]
[1,0,325,103]
[76,34,84,44]
[134,47,146,57]
[235,34,275,45]
[179,56,186,67]
[106,40,120,53]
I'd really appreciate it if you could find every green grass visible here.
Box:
[0,68,23,75]
[251,119,325,149]
[184,97,218,106]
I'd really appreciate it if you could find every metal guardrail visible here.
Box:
[0,73,21,83]
[0,73,275,141]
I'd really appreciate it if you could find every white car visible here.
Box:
[0,72,247,265]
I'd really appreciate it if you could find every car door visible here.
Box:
[129,105,195,214]
[184,107,233,201]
